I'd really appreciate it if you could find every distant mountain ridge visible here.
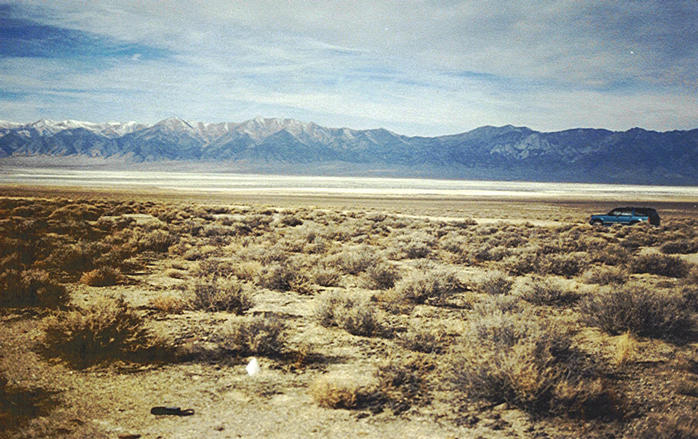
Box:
[1,117,697,185]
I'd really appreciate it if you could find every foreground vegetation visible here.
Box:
[0,194,696,438]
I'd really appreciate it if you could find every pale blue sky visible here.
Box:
[1,1,696,135]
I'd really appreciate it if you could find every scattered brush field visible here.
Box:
[0,192,697,438]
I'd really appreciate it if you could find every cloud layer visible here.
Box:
[1,1,696,135]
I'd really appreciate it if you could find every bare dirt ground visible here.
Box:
[1,185,697,439]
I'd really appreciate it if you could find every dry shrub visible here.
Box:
[363,262,400,290]
[221,315,286,357]
[330,246,377,274]
[79,266,123,287]
[0,269,67,308]
[589,243,630,266]
[135,229,176,252]
[149,293,188,314]
[315,291,382,337]
[374,356,430,413]
[477,270,514,295]
[195,258,236,278]
[399,323,445,354]
[687,266,698,286]
[182,245,218,261]
[624,409,698,439]
[519,277,578,306]
[45,242,98,275]
[502,252,539,275]
[256,262,309,292]
[629,254,690,278]
[660,238,698,255]
[189,278,253,314]
[309,375,368,409]
[538,252,587,277]
[279,213,303,227]
[311,265,343,287]
[230,260,262,281]
[451,305,614,418]
[581,266,628,285]
[580,286,692,339]
[41,296,163,368]
[391,268,463,304]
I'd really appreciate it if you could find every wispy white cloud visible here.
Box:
[0,0,696,135]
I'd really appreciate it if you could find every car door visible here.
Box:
[616,208,633,224]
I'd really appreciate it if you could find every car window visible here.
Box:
[619,210,632,216]
[609,210,621,216]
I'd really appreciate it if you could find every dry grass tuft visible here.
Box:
[309,375,368,409]
[149,293,188,314]
[79,266,123,287]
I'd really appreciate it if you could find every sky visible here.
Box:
[0,1,696,136]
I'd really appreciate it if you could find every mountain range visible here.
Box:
[1,117,697,185]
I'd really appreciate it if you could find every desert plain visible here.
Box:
[1,181,697,439]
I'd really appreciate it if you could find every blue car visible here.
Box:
[589,207,660,226]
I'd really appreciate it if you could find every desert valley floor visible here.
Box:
[1,183,697,439]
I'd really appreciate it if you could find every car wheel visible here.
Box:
[591,220,603,226]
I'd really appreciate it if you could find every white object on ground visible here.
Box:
[246,357,260,376]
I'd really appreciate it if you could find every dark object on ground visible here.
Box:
[150,406,195,416]
[589,207,660,226]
